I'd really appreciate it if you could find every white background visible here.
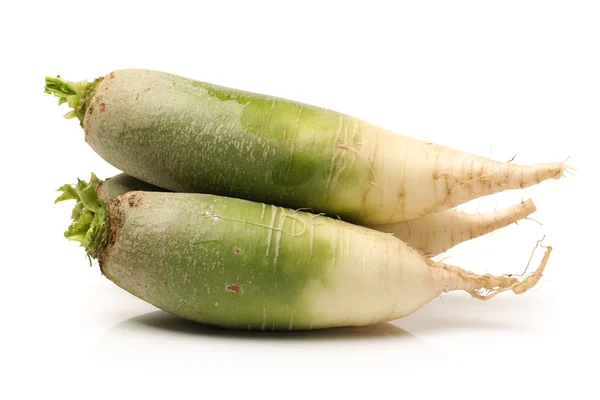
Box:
[1,1,597,398]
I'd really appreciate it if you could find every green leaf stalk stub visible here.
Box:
[55,173,107,262]
[44,75,103,122]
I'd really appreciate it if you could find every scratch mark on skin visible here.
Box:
[432,149,441,201]
[309,217,315,256]
[288,316,294,331]
[388,148,408,223]
[291,106,303,145]
[398,143,407,221]
[370,129,379,169]
[338,224,345,263]
[273,208,286,272]
[265,205,277,256]
[261,308,267,331]
[349,118,361,169]
[330,126,349,192]
[266,98,276,130]
[395,241,403,316]
[330,157,347,193]
[325,115,344,198]
[362,233,368,273]
[308,318,314,330]
[343,122,349,146]
[346,229,351,262]
[309,109,326,148]
[260,203,266,220]
[360,129,379,220]
[379,148,391,208]
[383,238,388,269]
[331,220,339,265]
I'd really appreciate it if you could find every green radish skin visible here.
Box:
[45,69,567,225]
[98,173,538,257]
[58,176,551,330]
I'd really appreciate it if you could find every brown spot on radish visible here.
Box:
[226,284,242,293]
[127,194,141,207]
[468,224,476,240]
[99,103,106,112]
[397,187,405,201]
[88,105,94,115]
[233,247,241,255]
[361,190,369,212]
[109,72,115,79]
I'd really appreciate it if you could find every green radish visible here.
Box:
[45,69,567,225]
[98,173,537,257]
[57,174,551,330]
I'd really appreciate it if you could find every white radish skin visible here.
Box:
[304,217,551,327]
[359,122,566,223]
[370,199,538,256]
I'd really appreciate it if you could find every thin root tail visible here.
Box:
[468,241,552,300]
[432,238,552,300]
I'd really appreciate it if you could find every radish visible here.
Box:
[97,172,537,257]
[45,69,566,224]
[370,200,538,256]
[56,174,551,330]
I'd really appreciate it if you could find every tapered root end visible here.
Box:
[421,159,568,219]
[506,162,567,192]
[520,198,537,215]
[431,238,552,300]
[534,162,569,182]
[468,244,552,300]
[487,199,537,228]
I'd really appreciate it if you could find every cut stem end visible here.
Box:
[44,75,102,122]
[55,173,107,262]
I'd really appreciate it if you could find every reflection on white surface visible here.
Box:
[99,310,415,340]
[89,287,549,368]
[89,308,443,373]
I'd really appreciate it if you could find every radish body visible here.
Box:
[57,176,550,330]
[99,173,538,257]
[45,69,566,224]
